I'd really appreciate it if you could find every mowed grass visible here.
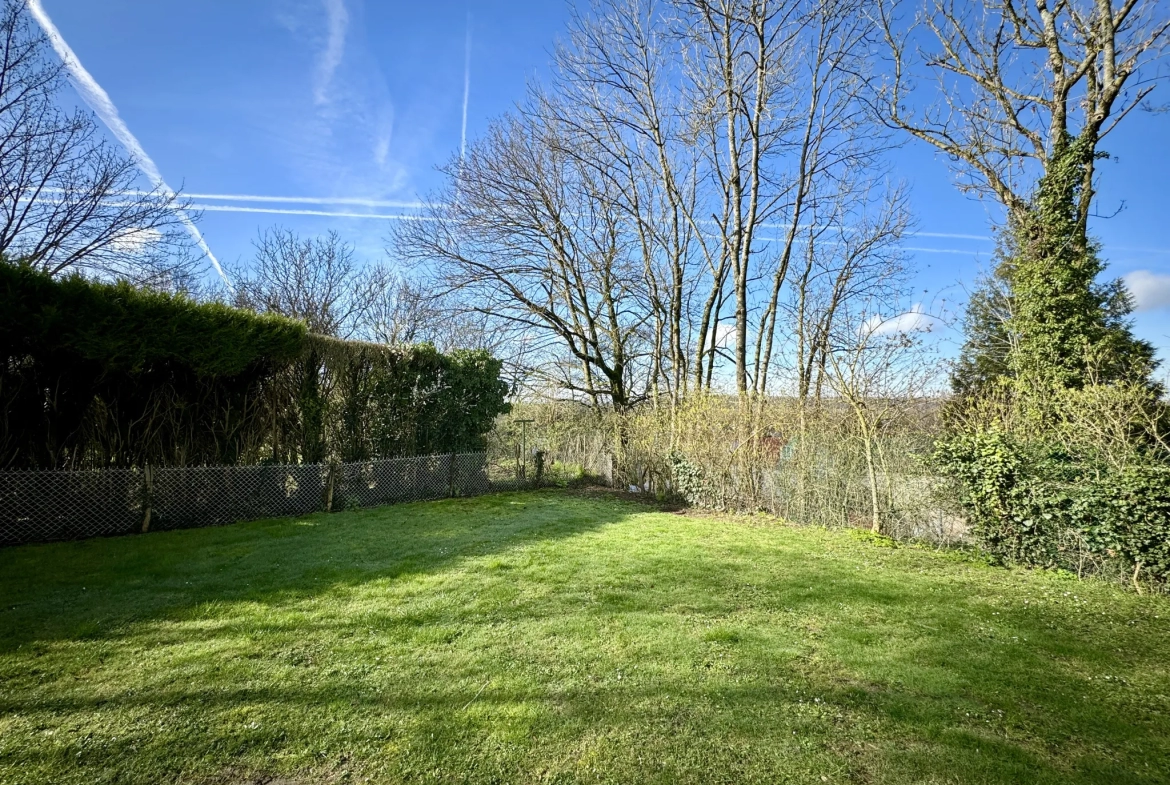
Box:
[1,492,1168,784]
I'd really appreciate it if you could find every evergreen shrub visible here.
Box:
[0,263,509,468]
[933,429,1170,583]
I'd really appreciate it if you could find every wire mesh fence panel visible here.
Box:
[0,453,511,547]
[451,452,492,496]
[0,469,144,545]
[333,453,495,509]
[336,455,442,509]
[484,451,524,491]
[152,464,328,531]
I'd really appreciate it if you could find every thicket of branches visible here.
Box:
[399,0,913,407]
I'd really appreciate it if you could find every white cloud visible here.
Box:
[26,0,229,287]
[373,130,391,167]
[274,0,402,195]
[108,226,163,253]
[864,303,940,337]
[314,0,349,106]
[714,323,736,349]
[1123,270,1170,312]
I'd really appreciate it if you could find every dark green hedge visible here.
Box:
[296,335,510,464]
[0,262,307,375]
[0,263,509,468]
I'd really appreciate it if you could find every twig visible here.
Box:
[461,679,492,711]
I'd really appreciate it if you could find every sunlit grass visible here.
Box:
[1,491,1167,784]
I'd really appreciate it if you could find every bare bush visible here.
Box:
[230,228,382,340]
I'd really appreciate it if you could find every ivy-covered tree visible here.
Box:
[875,0,1167,395]
[954,137,1158,397]
[883,1,1170,585]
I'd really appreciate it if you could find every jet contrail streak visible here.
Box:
[40,188,428,209]
[902,246,989,255]
[910,231,993,241]
[187,193,426,209]
[26,0,230,287]
[460,12,472,165]
[190,204,435,221]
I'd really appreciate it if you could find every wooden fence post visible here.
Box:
[325,462,337,512]
[141,464,153,533]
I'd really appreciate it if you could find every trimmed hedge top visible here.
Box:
[0,263,307,377]
[0,263,509,468]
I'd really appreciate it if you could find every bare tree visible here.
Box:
[413,0,906,409]
[0,0,193,283]
[551,0,707,405]
[367,268,502,353]
[823,289,939,533]
[874,0,1169,228]
[396,0,915,414]
[749,0,901,395]
[560,0,905,398]
[786,184,913,403]
[231,228,381,339]
[398,111,652,412]
[366,270,441,346]
[679,0,808,394]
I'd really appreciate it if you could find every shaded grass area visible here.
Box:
[1,491,1168,784]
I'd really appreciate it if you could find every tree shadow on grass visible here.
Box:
[0,495,1167,784]
[2,617,1161,785]
[0,490,635,653]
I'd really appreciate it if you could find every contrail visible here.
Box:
[26,0,230,287]
[187,193,426,209]
[902,246,990,255]
[190,204,434,221]
[750,223,992,241]
[1112,245,1170,255]
[315,0,348,106]
[460,12,472,165]
[910,231,992,241]
[48,189,428,209]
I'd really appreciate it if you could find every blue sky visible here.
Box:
[34,0,1170,367]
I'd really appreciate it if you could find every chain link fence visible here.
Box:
[0,453,510,547]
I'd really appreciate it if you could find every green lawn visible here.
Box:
[1,492,1168,784]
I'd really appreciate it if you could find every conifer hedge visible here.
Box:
[0,264,509,469]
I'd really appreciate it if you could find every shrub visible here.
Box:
[1076,465,1170,583]
[934,429,1170,584]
